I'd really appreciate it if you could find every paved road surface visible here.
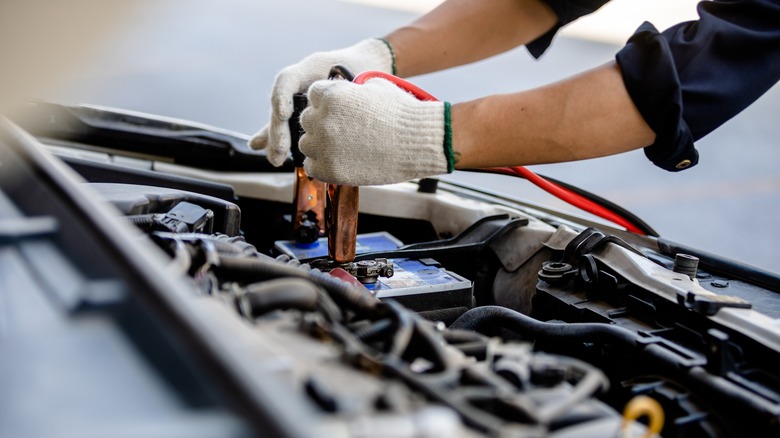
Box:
[46,0,780,274]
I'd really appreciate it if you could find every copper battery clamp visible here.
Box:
[326,183,358,263]
[289,93,326,244]
[288,66,359,264]
[324,65,361,264]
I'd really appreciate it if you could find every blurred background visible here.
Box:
[3,0,779,274]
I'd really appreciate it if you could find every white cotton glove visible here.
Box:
[299,78,455,186]
[249,38,394,166]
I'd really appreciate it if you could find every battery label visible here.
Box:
[274,232,472,299]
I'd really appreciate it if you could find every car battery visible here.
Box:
[274,232,473,312]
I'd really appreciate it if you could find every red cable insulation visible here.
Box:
[352,71,645,235]
[353,71,439,101]
[489,166,644,234]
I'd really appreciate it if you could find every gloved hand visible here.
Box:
[249,38,394,166]
[299,78,455,186]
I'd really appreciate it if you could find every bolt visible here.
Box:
[711,280,729,288]
[673,253,699,279]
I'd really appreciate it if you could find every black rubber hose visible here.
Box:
[237,278,319,318]
[152,232,260,256]
[208,234,261,256]
[386,301,414,358]
[353,318,394,342]
[451,341,489,358]
[315,289,344,323]
[411,318,457,371]
[123,214,156,229]
[449,305,639,347]
[532,355,609,424]
[206,239,253,256]
[215,254,381,314]
[443,328,489,344]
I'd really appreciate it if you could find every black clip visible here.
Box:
[677,290,751,316]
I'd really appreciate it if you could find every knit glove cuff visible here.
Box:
[299,78,453,186]
[248,38,394,166]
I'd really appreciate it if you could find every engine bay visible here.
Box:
[3,104,780,437]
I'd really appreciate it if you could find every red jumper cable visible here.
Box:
[352,70,646,235]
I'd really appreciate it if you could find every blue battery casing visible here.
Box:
[274,232,473,302]
[274,232,402,260]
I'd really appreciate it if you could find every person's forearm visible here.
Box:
[385,0,558,78]
[452,61,656,168]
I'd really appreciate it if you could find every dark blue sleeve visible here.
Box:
[526,0,611,58]
[615,0,780,171]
